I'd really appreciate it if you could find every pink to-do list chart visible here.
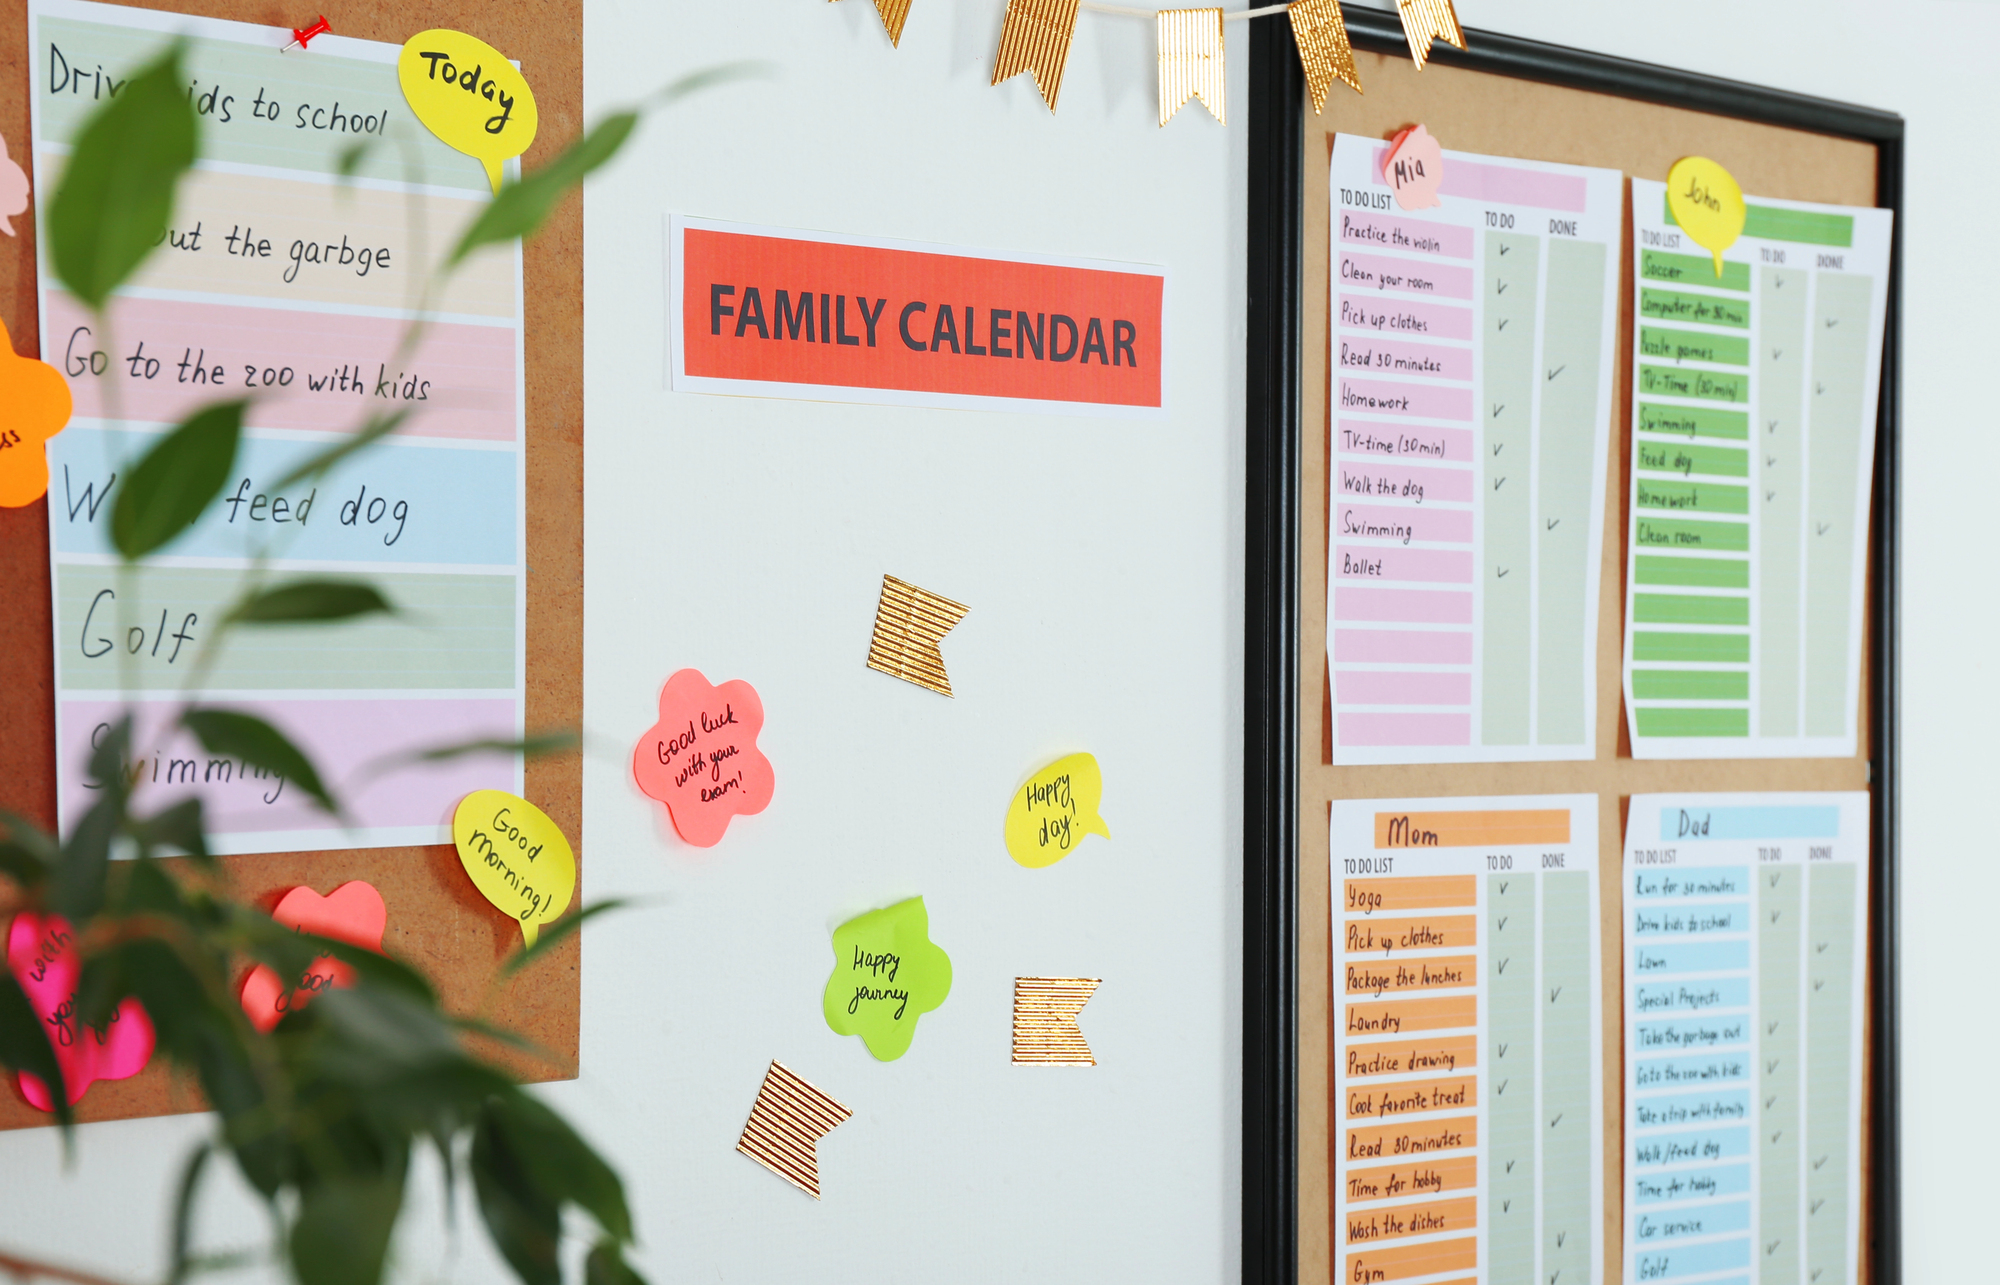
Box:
[31,0,526,854]
[1326,135,1621,765]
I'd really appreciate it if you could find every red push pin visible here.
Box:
[283,15,331,52]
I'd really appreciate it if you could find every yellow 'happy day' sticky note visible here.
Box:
[452,790,576,945]
[398,30,539,193]
[1004,752,1110,869]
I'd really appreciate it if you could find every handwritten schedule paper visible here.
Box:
[1327,136,1622,765]
[1330,795,1602,1285]
[30,0,526,853]
[1620,794,1869,1285]
[1622,183,1891,758]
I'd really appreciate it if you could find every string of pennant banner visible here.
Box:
[834,0,1466,125]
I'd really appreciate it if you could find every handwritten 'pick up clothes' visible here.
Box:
[31,0,531,854]
[1620,794,1869,1285]
[1621,183,1892,758]
[1329,795,1603,1285]
[1325,135,1623,765]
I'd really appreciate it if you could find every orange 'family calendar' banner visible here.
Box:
[670,216,1166,417]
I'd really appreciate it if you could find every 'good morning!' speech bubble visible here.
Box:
[453,790,576,945]
[398,30,539,194]
[1004,751,1111,869]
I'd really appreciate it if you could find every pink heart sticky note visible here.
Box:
[238,881,388,1033]
[1383,123,1444,210]
[631,669,775,847]
[0,131,27,237]
[7,913,155,1112]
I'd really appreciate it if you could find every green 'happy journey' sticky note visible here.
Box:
[822,896,952,1061]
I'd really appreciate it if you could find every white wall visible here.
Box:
[1365,1,1993,1277]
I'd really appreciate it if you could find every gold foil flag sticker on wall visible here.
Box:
[736,1061,853,1199]
[992,0,1082,111]
[1287,0,1362,112]
[1013,977,1100,1065]
[866,575,969,696]
[1157,9,1225,127]
[1395,0,1465,71]
[833,0,914,47]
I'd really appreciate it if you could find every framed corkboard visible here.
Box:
[1239,10,1902,1285]
[0,0,584,1128]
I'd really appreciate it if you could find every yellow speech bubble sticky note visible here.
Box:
[1666,155,1746,278]
[398,30,539,194]
[452,790,576,945]
[1004,752,1111,869]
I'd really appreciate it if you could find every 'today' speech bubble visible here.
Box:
[822,896,952,1062]
[1004,751,1111,869]
[398,30,539,194]
[1666,156,1746,278]
[453,789,576,945]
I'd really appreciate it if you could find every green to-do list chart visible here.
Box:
[1620,793,1869,1285]
[1330,795,1602,1285]
[1621,180,1893,758]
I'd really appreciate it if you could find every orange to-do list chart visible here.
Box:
[1331,795,1602,1285]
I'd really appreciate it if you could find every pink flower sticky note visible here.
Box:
[0,130,27,237]
[632,669,774,847]
[1383,123,1444,210]
[7,913,155,1111]
[239,881,389,1033]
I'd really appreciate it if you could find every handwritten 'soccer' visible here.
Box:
[238,881,388,1032]
[7,912,154,1110]
[632,669,774,847]
[823,897,952,1061]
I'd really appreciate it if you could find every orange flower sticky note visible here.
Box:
[0,316,72,507]
[239,881,389,1033]
[632,669,774,847]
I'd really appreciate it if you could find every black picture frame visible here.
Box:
[1240,11,1905,1284]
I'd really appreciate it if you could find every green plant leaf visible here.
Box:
[0,969,70,1129]
[405,729,579,766]
[271,409,412,491]
[471,1101,562,1285]
[335,137,380,181]
[501,899,634,977]
[586,1240,649,1285]
[484,1091,633,1245]
[0,810,55,890]
[110,401,247,559]
[449,111,636,268]
[225,579,395,627]
[53,795,117,922]
[48,43,198,309]
[166,1140,213,1285]
[289,1172,406,1285]
[182,708,335,814]
[128,797,210,863]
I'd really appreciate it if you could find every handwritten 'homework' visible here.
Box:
[631,669,774,847]
[452,790,576,945]
[1003,751,1111,869]
[822,897,952,1061]
[238,881,387,1032]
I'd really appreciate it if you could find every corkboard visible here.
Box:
[1297,49,1880,1285]
[0,0,583,1129]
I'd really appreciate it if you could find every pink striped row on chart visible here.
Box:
[1334,628,1475,664]
[1339,712,1473,747]
[1336,336,1473,383]
[1369,148,1590,213]
[1335,669,1473,706]
[1337,251,1475,301]
[1336,461,1473,505]
[59,696,519,837]
[1333,502,1476,545]
[1337,293,1474,342]
[1333,544,1474,585]
[1339,378,1473,422]
[1336,586,1473,625]
[1337,421,1475,465]
[47,293,517,442]
[1337,209,1474,260]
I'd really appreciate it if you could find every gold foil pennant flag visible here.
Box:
[1012,977,1101,1065]
[1287,0,1362,111]
[735,1061,853,1199]
[832,0,914,47]
[1157,9,1225,126]
[1396,0,1465,70]
[866,575,969,697]
[992,0,1081,111]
